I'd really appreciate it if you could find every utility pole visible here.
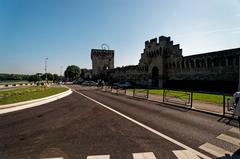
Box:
[238,56,240,91]
[45,58,48,84]
[60,66,63,77]
[60,66,63,82]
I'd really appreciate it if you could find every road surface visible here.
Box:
[0,85,239,159]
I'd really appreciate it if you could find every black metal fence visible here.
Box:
[101,86,237,119]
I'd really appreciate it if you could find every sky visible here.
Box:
[0,0,240,75]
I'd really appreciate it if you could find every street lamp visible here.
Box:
[45,58,48,83]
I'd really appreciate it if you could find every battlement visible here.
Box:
[91,49,114,60]
[145,36,171,48]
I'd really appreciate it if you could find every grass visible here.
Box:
[128,89,231,105]
[0,86,68,105]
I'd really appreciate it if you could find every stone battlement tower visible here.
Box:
[91,49,114,77]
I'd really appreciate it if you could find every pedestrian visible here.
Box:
[234,98,240,128]
[232,92,240,128]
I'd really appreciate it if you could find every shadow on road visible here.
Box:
[218,117,239,127]
[218,148,240,159]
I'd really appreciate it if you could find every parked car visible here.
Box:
[113,81,131,89]
[81,80,97,86]
[73,79,84,84]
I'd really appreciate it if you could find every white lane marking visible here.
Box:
[41,158,63,159]
[132,152,156,159]
[228,127,240,135]
[199,142,232,157]
[73,90,212,159]
[217,134,240,146]
[86,155,110,159]
[173,150,200,159]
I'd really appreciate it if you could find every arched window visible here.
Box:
[181,61,185,69]
[177,62,180,69]
[228,56,233,65]
[190,60,194,68]
[213,58,219,67]
[236,56,239,65]
[185,61,189,69]
[172,62,176,69]
[220,57,226,66]
[196,59,200,68]
[207,58,211,67]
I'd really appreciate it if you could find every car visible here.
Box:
[81,80,97,86]
[113,81,131,89]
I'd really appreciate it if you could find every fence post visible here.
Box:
[147,89,149,99]
[133,88,135,97]
[163,89,165,102]
[223,95,225,116]
[190,92,193,108]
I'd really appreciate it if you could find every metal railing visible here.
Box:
[101,86,236,118]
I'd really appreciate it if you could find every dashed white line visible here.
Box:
[217,134,240,146]
[41,158,63,159]
[73,90,212,159]
[173,150,200,159]
[132,152,156,159]
[86,155,110,159]
[199,142,232,157]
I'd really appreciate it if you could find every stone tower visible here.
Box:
[91,49,114,77]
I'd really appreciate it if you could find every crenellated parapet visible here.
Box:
[139,36,182,66]
[91,49,114,60]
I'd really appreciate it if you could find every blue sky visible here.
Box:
[0,0,240,74]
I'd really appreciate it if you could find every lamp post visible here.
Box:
[45,58,48,84]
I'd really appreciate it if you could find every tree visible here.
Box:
[28,74,41,82]
[41,73,54,81]
[53,74,60,82]
[64,65,81,81]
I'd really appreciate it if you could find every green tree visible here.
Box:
[53,74,60,82]
[41,73,54,81]
[64,65,81,81]
[28,74,41,82]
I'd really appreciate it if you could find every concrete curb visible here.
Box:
[0,89,72,114]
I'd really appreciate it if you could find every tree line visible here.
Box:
[0,65,82,83]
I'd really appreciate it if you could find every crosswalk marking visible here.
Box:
[217,134,240,146]
[199,142,232,157]
[173,150,200,159]
[132,152,156,159]
[228,127,240,135]
[41,158,63,159]
[86,155,110,159]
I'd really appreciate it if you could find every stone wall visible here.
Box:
[166,48,240,82]
[89,36,240,93]
[91,49,114,77]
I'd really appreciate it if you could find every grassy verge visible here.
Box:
[0,86,68,105]
[127,89,231,105]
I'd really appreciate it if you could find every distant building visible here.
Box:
[91,49,114,77]
[88,36,240,93]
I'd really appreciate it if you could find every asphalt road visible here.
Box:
[0,85,239,159]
